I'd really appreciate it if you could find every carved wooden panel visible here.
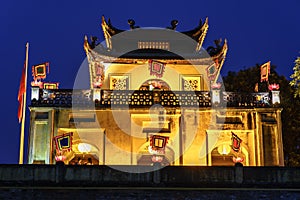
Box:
[181,76,201,91]
[109,75,129,90]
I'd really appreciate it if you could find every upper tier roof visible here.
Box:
[83,16,228,66]
[101,16,208,40]
[100,16,209,52]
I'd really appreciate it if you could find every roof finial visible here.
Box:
[167,20,178,30]
[90,36,98,49]
[198,19,203,27]
[207,38,223,56]
[128,19,139,29]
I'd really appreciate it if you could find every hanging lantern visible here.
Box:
[231,132,242,152]
[148,60,166,78]
[53,132,73,152]
[149,135,169,151]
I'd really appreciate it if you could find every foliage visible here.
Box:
[223,64,300,166]
[290,57,300,97]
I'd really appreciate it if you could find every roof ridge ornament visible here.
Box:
[198,19,203,27]
[128,19,140,29]
[207,38,224,56]
[206,39,228,83]
[90,36,99,49]
[167,20,178,30]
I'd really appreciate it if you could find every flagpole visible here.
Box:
[19,42,29,164]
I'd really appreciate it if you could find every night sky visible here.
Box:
[1,1,300,164]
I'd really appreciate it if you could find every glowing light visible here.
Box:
[233,156,244,163]
[217,144,231,155]
[55,155,66,162]
[151,155,163,163]
[268,83,280,91]
[148,145,165,154]
[78,143,92,153]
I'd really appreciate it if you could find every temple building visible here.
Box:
[27,16,284,167]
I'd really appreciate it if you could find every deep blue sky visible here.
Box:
[1,1,300,164]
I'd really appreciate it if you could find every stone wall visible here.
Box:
[0,165,299,199]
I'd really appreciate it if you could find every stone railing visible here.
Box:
[0,165,299,199]
[0,165,299,187]
[30,87,280,108]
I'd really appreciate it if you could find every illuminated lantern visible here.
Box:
[260,61,270,82]
[53,132,73,152]
[32,62,49,81]
[150,135,169,151]
[148,60,165,78]
[231,132,242,152]
[43,82,59,89]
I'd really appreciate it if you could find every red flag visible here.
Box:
[18,63,26,123]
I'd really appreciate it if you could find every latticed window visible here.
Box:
[138,41,170,50]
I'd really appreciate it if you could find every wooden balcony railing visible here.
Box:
[30,88,280,108]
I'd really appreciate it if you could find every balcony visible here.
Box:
[30,88,280,108]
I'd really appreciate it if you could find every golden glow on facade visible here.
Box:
[217,144,231,155]
[27,18,284,167]
[78,143,92,153]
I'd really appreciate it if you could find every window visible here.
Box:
[181,75,202,91]
[109,74,130,90]
[138,41,170,50]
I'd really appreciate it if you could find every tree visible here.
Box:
[223,64,300,166]
[290,57,300,97]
